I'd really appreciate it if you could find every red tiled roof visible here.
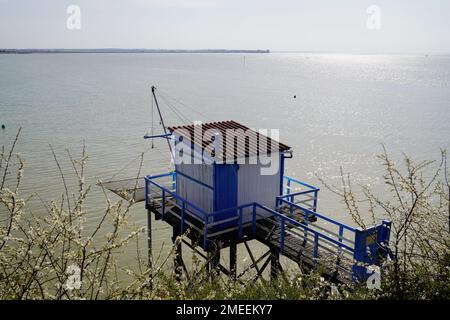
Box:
[168,120,291,162]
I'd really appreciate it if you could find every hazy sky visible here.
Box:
[1,0,449,53]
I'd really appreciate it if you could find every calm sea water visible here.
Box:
[1,53,449,268]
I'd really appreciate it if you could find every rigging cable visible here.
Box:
[106,144,153,182]
[158,89,214,122]
[158,93,192,124]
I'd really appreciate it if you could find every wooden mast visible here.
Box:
[151,85,172,153]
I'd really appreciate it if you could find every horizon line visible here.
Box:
[1,48,449,55]
[0,48,270,54]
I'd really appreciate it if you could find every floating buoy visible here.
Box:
[1,124,5,129]
[293,95,297,99]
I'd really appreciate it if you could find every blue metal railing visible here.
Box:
[281,176,319,212]
[277,197,356,235]
[145,172,391,283]
[284,176,318,191]
[268,204,355,259]
[145,172,208,222]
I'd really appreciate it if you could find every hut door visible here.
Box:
[213,164,238,228]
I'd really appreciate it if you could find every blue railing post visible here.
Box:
[313,233,319,268]
[338,225,344,255]
[303,209,309,244]
[251,204,257,236]
[313,189,318,212]
[286,178,291,195]
[172,172,176,191]
[289,202,294,219]
[180,202,185,234]
[280,217,285,254]
[144,177,149,210]
[161,189,166,220]
[238,208,243,239]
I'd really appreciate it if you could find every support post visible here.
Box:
[147,206,153,288]
[172,227,183,281]
[229,243,237,281]
[208,244,221,281]
[270,245,281,280]
[279,153,285,196]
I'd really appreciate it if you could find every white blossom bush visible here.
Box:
[0,130,148,299]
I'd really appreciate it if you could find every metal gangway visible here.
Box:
[145,172,391,284]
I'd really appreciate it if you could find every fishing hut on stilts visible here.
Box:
[103,86,392,285]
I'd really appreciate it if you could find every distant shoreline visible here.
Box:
[0,49,270,54]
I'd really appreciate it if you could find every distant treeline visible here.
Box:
[0,48,270,54]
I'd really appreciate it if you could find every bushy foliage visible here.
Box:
[319,145,450,300]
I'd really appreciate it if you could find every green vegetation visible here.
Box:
[0,129,449,299]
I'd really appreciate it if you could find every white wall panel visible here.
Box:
[176,163,213,215]
[238,153,280,222]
